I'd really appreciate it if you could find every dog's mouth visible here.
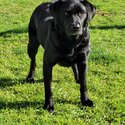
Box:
[70,31,83,36]
[68,30,83,36]
[67,25,83,36]
[64,24,83,36]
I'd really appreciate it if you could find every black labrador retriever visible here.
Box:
[26,0,96,112]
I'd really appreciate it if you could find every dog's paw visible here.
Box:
[82,99,93,107]
[26,77,35,83]
[43,103,54,113]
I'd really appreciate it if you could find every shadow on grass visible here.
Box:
[0,25,125,37]
[0,99,80,110]
[0,78,41,88]
[90,25,125,30]
[0,27,27,37]
[0,101,43,109]
[0,78,60,88]
[0,78,19,88]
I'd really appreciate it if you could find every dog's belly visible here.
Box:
[58,61,71,67]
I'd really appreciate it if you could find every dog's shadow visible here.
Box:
[0,78,20,88]
[0,78,60,88]
[0,78,34,88]
[0,100,44,110]
[0,99,80,110]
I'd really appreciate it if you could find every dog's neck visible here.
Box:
[58,31,82,47]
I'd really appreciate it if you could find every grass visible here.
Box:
[0,0,125,124]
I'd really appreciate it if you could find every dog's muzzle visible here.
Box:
[71,23,80,32]
[68,22,82,36]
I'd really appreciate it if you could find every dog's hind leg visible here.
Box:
[26,28,40,83]
[72,64,80,84]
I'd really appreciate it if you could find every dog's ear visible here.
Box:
[49,0,64,14]
[81,0,96,21]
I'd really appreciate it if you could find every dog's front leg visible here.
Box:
[43,60,54,112]
[77,62,93,107]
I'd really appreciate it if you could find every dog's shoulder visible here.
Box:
[29,2,54,33]
[32,2,52,17]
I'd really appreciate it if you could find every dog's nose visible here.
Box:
[71,23,80,31]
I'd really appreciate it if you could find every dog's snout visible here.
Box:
[71,23,80,31]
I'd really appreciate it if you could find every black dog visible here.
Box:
[26,0,96,112]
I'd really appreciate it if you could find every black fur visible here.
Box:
[26,0,96,112]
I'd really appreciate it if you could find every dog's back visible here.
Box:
[28,2,53,48]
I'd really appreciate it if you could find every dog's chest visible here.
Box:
[56,35,89,67]
[57,47,86,67]
[58,52,76,67]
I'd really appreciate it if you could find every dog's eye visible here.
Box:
[65,11,71,16]
[80,10,86,14]
[79,10,86,17]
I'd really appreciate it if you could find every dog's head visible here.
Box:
[50,0,96,36]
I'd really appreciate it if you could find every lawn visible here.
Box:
[0,0,125,124]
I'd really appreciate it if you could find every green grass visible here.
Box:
[0,0,125,124]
